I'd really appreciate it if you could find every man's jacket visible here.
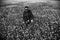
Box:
[23,9,34,21]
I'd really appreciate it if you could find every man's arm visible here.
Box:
[28,10,34,18]
[23,11,28,21]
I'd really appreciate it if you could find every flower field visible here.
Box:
[0,2,60,40]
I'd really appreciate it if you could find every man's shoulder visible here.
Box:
[28,10,32,12]
[23,9,32,13]
[28,10,31,11]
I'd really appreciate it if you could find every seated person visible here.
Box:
[23,6,34,26]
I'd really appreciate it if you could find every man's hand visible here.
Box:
[26,20,29,23]
[31,19,33,22]
[22,21,25,24]
[22,20,29,24]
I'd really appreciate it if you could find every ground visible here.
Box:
[0,2,60,40]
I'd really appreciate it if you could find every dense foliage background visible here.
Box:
[0,2,60,40]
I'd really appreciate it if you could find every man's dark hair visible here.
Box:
[25,6,29,8]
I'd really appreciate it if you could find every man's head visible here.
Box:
[25,6,29,10]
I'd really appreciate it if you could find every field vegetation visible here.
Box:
[0,2,60,40]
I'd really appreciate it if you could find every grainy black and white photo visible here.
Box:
[0,0,60,40]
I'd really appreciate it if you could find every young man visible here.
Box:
[23,6,34,26]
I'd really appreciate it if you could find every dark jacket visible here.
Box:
[23,9,34,21]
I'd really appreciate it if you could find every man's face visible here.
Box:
[25,8,28,11]
[25,8,28,9]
